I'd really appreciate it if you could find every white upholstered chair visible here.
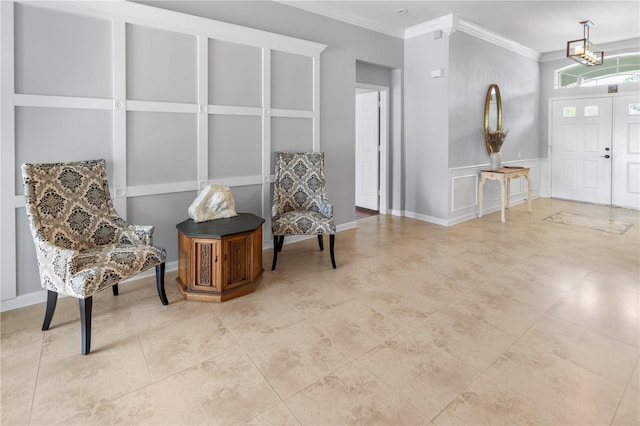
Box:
[22,159,168,354]
[271,152,336,270]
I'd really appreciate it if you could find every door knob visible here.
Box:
[600,154,610,158]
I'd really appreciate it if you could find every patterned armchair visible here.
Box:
[271,152,336,270]
[22,159,168,355]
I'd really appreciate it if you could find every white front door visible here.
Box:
[612,94,640,209]
[551,97,613,204]
[355,91,379,210]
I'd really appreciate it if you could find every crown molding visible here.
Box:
[405,14,541,61]
[274,0,405,39]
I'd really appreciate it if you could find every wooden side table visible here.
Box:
[478,167,532,223]
[176,213,265,302]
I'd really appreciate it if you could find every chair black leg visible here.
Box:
[271,235,281,271]
[277,235,285,252]
[112,283,119,296]
[79,297,92,355]
[318,234,324,251]
[156,263,168,305]
[329,234,336,269]
[42,290,58,331]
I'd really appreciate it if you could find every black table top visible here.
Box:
[176,213,265,238]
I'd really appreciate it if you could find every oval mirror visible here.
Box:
[484,84,502,154]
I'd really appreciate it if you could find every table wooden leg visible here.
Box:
[506,177,511,209]
[526,172,533,212]
[500,176,506,223]
[478,175,486,217]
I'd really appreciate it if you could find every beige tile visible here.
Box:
[139,305,241,381]
[432,376,569,425]
[66,346,280,425]
[453,290,544,337]
[285,361,426,425]
[418,303,518,371]
[30,336,152,425]
[359,331,478,421]
[612,362,640,425]
[312,300,400,358]
[245,401,301,425]
[519,315,639,386]
[246,320,352,399]
[549,280,639,348]
[484,340,625,424]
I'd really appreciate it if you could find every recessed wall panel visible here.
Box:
[14,107,113,193]
[16,208,41,295]
[271,50,313,110]
[209,40,261,107]
[271,117,313,173]
[14,3,112,98]
[208,115,261,179]
[127,112,197,185]
[127,191,198,263]
[229,185,263,217]
[126,24,197,103]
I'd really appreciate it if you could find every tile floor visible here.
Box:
[1,198,639,425]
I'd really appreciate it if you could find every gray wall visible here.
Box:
[449,32,540,167]
[403,32,450,219]
[137,1,404,225]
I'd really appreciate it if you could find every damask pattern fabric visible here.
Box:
[272,152,336,235]
[22,159,166,299]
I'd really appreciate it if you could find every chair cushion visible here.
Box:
[43,243,166,298]
[272,211,336,235]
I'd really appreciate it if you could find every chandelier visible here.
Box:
[566,20,604,66]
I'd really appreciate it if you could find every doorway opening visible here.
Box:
[355,83,389,219]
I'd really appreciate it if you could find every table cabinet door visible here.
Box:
[192,238,222,292]
[222,233,251,290]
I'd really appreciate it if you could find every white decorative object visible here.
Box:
[188,184,237,223]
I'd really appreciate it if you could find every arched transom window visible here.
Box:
[555,53,640,88]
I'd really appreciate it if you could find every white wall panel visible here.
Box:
[14,3,112,98]
[209,39,262,107]
[126,111,198,185]
[208,115,262,179]
[271,50,313,110]
[126,24,198,103]
[14,107,114,192]
[2,1,326,308]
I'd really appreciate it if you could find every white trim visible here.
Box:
[14,94,113,110]
[313,55,321,152]
[262,48,272,229]
[404,211,449,227]
[0,1,16,301]
[29,1,328,56]
[112,19,127,216]
[405,14,541,61]
[208,105,263,116]
[127,100,198,114]
[271,108,314,118]
[451,174,479,213]
[197,35,209,191]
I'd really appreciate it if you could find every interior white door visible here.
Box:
[612,94,640,209]
[355,91,379,210]
[551,97,613,204]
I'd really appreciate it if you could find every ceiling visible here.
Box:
[277,1,640,54]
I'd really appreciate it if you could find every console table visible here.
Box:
[478,167,532,223]
[176,213,265,302]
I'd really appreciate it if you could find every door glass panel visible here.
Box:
[629,103,640,115]
[584,105,600,117]
[563,106,577,117]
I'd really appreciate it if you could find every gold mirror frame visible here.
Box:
[484,84,503,155]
